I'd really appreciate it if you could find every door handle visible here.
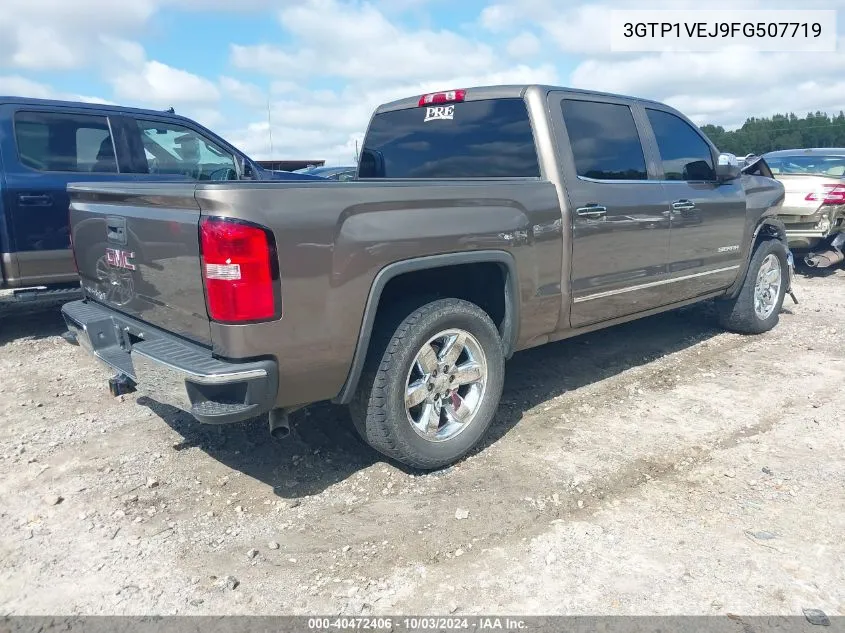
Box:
[576,205,607,218]
[18,193,52,206]
[671,200,696,211]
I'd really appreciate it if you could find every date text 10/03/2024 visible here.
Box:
[307,617,528,630]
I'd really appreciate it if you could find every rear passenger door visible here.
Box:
[0,108,133,287]
[643,107,746,295]
[551,94,671,328]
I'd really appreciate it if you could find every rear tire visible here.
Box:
[350,298,505,470]
[717,239,788,334]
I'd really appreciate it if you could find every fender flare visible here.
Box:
[332,250,520,405]
[725,217,788,299]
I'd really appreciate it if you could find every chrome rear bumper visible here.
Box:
[62,300,277,424]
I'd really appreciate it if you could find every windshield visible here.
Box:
[765,154,845,177]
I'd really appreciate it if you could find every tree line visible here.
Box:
[700,111,845,155]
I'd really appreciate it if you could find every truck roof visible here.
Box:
[0,96,194,122]
[374,84,671,114]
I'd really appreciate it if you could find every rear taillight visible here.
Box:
[805,184,845,206]
[199,216,280,323]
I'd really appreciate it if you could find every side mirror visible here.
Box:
[715,152,741,181]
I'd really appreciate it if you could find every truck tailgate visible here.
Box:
[68,182,211,345]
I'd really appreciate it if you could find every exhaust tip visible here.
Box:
[268,408,291,440]
[270,425,291,440]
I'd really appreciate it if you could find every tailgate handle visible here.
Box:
[18,193,52,206]
[106,216,127,244]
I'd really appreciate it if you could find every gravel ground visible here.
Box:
[0,270,843,616]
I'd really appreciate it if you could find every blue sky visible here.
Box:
[1,0,843,164]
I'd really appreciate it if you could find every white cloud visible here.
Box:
[100,39,220,107]
[103,37,148,67]
[183,107,227,130]
[219,76,267,108]
[571,43,845,96]
[0,76,62,100]
[506,32,541,58]
[0,0,281,72]
[6,0,844,166]
[112,60,221,106]
[473,0,845,132]
[567,42,845,131]
[479,5,517,33]
[223,0,560,163]
[231,0,499,82]
[0,0,157,70]
[0,75,114,104]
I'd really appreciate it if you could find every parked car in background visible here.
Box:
[763,148,845,267]
[293,164,358,181]
[61,84,790,470]
[0,96,320,302]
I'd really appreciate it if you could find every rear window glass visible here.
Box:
[359,98,539,179]
[765,155,845,177]
[14,111,116,173]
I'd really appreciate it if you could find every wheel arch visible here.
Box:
[332,250,520,405]
[725,217,789,300]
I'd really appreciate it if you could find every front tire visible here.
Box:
[350,298,505,470]
[717,239,789,334]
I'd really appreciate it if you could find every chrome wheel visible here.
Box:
[404,328,488,442]
[754,253,782,320]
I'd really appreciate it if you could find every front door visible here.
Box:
[643,107,746,296]
[551,95,672,328]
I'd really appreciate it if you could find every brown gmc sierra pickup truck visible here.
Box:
[61,84,792,469]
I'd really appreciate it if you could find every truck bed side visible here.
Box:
[194,179,563,407]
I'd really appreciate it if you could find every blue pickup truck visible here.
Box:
[0,96,317,301]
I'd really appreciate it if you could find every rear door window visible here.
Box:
[135,120,237,180]
[646,108,716,181]
[561,99,648,181]
[359,98,539,178]
[14,111,117,173]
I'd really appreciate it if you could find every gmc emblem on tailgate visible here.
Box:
[105,247,136,271]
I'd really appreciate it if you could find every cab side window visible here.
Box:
[646,108,715,181]
[14,111,117,173]
[135,120,237,181]
[561,99,648,181]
